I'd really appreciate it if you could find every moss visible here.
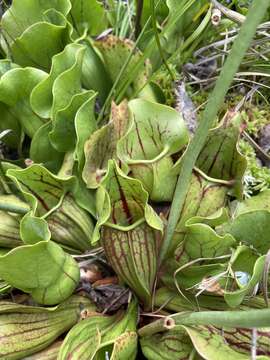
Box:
[152,64,179,107]
[239,139,270,196]
[241,105,270,137]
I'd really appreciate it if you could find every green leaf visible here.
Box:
[1,0,71,42]
[7,164,74,217]
[230,246,259,278]
[7,164,94,252]
[20,214,50,244]
[46,194,94,252]
[10,9,71,70]
[83,100,130,188]
[0,67,47,138]
[31,43,86,119]
[117,98,189,201]
[58,300,138,359]
[175,222,235,266]
[52,46,86,120]
[74,92,97,172]
[32,90,97,173]
[131,157,178,202]
[118,99,189,164]
[80,39,111,104]
[171,172,229,256]
[50,90,96,152]
[0,102,22,149]
[30,121,64,172]
[22,341,62,360]
[163,260,227,290]
[0,211,21,248]
[235,189,270,215]
[69,0,108,36]
[60,326,102,360]
[94,35,152,97]
[0,295,93,360]
[224,246,266,307]
[0,193,29,214]
[228,210,270,253]
[0,241,79,304]
[184,325,255,360]
[72,171,96,218]
[93,160,163,243]
[0,294,91,313]
[102,222,159,306]
[110,332,138,360]
[140,328,194,360]
[216,326,270,357]
[187,208,230,228]
[196,113,247,199]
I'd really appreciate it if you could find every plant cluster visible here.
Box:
[0,0,270,359]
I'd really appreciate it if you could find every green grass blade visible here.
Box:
[174,308,270,328]
[150,0,175,81]
[139,308,270,337]
[115,0,196,103]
